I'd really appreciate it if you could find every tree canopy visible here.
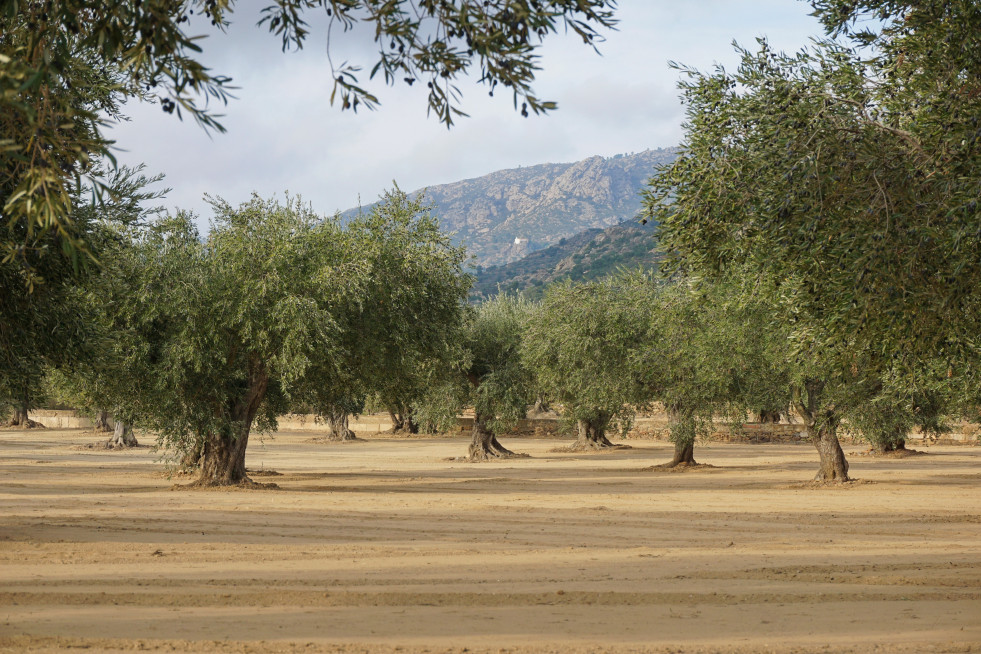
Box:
[523,273,653,450]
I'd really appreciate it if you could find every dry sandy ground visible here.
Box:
[0,429,979,654]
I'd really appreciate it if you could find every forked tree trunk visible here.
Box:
[94,410,112,433]
[571,414,616,450]
[106,421,138,448]
[870,425,909,453]
[467,412,517,461]
[324,408,358,441]
[389,407,419,434]
[197,361,268,486]
[794,379,849,482]
[871,437,908,454]
[874,438,907,453]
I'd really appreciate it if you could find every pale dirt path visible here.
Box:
[0,429,979,653]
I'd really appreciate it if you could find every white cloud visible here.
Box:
[108,0,822,225]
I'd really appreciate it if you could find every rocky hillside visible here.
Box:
[471,219,659,301]
[345,148,676,268]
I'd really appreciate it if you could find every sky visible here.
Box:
[108,1,824,222]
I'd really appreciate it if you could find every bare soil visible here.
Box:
[1,428,979,654]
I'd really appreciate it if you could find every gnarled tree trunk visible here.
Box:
[94,410,112,433]
[7,391,43,428]
[530,395,552,416]
[793,379,849,481]
[873,437,907,453]
[669,440,697,466]
[197,361,268,486]
[870,425,909,454]
[660,408,697,467]
[467,412,517,461]
[324,408,358,441]
[570,413,616,450]
[106,421,138,448]
[389,406,419,434]
[180,440,204,472]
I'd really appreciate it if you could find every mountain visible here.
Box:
[344,148,676,268]
[471,219,659,301]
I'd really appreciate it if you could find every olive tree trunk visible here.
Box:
[530,395,552,415]
[873,437,907,453]
[467,412,517,461]
[669,440,697,466]
[106,421,138,448]
[570,413,616,450]
[93,410,112,433]
[660,408,697,467]
[870,425,909,453]
[197,362,268,485]
[7,391,43,428]
[793,379,849,481]
[324,408,358,441]
[389,406,419,434]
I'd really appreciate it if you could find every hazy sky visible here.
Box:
[109,1,823,221]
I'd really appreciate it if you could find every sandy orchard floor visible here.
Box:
[0,428,979,654]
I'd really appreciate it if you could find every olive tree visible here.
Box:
[638,279,791,468]
[103,195,366,485]
[296,189,471,440]
[461,294,534,461]
[523,274,654,450]
[1,166,162,430]
[643,1,981,479]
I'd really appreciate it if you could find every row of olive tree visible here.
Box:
[516,269,957,479]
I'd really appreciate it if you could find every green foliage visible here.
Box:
[100,195,358,466]
[643,278,792,449]
[464,294,534,436]
[643,1,981,397]
[297,188,472,428]
[67,187,471,475]
[0,166,164,420]
[523,273,655,433]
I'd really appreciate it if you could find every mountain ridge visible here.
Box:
[471,219,659,301]
[344,148,676,268]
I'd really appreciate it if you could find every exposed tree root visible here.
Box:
[788,478,874,488]
[859,446,926,458]
[309,433,362,444]
[3,418,45,429]
[647,461,716,472]
[104,440,138,450]
[246,468,283,477]
[173,477,280,491]
[552,440,631,453]
[458,450,531,463]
